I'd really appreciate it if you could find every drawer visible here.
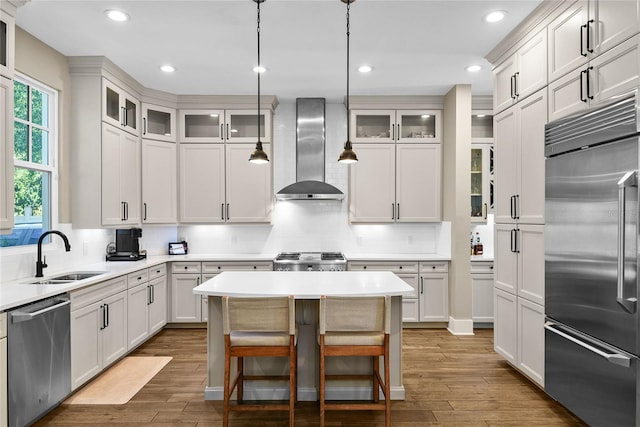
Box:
[71,275,128,310]
[0,312,5,339]
[171,262,201,274]
[471,261,494,274]
[348,261,419,274]
[127,268,149,288]
[419,262,449,273]
[148,263,167,280]
[201,261,273,273]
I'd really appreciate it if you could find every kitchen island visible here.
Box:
[193,271,414,401]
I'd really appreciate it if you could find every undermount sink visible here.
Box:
[26,271,106,285]
[49,272,106,281]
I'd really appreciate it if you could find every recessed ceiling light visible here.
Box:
[466,65,482,73]
[160,65,176,73]
[358,65,373,73]
[485,10,506,23]
[105,9,130,22]
[253,65,267,74]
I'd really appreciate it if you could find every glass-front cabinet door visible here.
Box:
[179,110,224,143]
[142,103,176,142]
[0,10,14,79]
[350,110,395,143]
[396,110,441,143]
[351,109,442,143]
[224,110,271,143]
[471,110,494,222]
[102,78,140,136]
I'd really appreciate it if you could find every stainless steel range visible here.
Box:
[274,252,347,271]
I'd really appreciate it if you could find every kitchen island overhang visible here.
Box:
[194,271,414,402]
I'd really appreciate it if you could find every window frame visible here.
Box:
[2,72,59,249]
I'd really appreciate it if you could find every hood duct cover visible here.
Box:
[275,98,344,200]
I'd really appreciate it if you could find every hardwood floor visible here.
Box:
[35,328,586,426]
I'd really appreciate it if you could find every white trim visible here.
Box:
[447,316,474,335]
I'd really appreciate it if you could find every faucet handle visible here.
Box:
[43,255,48,268]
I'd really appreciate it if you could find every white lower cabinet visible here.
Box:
[1,312,6,427]
[170,261,272,323]
[70,276,128,390]
[517,296,544,386]
[494,288,517,365]
[419,262,449,322]
[127,265,168,350]
[348,260,448,323]
[0,77,14,233]
[471,261,494,324]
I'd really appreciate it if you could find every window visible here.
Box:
[0,74,57,247]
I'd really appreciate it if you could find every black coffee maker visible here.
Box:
[106,228,146,261]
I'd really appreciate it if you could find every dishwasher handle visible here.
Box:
[10,298,71,324]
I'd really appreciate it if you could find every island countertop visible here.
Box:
[193,270,415,298]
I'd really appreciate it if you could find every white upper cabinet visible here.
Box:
[548,0,640,83]
[225,144,272,222]
[471,111,494,222]
[548,34,640,121]
[349,143,441,223]
[142,139,177,224]
[102,78,140,136]
[0,10,14,79]
[180,109,271,143]
[179,143,226,223]
[142,103,176,142]
[350,109,441,143]
[493,29,547,113]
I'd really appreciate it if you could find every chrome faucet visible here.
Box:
[35,230,71,277]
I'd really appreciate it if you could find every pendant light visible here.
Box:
[338,0,358,164]
[249,0,269,164]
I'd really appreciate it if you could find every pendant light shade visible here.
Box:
[338,0,358,164]
[249,0,269,164]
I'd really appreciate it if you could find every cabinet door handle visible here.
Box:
[143,202,147,221]
[147,285,152,305]
[397,203,400,220]
[510,229,516,253]
[226,203,230,221]
[125,201,129,221]
[586,66,594,100]
[586,19,594,53]
[226,124,230,140]
[509,195,515,219]
[513,72,519,97]
[392,203,395,220]
[221,203,225,220]
[580,23,588,57]
[510,74,516,99]
[121,201,126,221]
[99,305,105,330]
[143,117,147,135]
[580,69,587,102]
[515,195,520,220]
[420,277,424,294]
[483,202,487,220]
[396,124,400,141]
[220,124,224,141]
[105,303,110,328]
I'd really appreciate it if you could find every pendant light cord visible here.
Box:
[257,0,262,146]
[346,0,351,146]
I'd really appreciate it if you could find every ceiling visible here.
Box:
[15,0,542,102]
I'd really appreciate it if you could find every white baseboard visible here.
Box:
[447,316,474,335]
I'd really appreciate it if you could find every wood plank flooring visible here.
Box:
[35,328,587,426]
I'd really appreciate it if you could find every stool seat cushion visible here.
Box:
[320,331,385,346]
[230,331,293,347]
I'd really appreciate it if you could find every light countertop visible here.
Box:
[345,253,451,262]
[194,270,415,298]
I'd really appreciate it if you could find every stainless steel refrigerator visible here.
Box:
[545,93,640,427]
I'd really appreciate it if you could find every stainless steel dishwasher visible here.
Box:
[7,293,71,427]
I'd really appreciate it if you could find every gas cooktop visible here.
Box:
[273,252,347,271]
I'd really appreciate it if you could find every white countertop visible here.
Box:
[194,271,415,298]
[471,255,494,262]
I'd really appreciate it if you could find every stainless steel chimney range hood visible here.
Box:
[275,98,344,201]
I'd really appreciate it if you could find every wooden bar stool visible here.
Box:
[222,295,297,427]
[318,295,391,427]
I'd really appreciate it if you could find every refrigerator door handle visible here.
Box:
[617,171,638,314]
[545,322,632,368]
